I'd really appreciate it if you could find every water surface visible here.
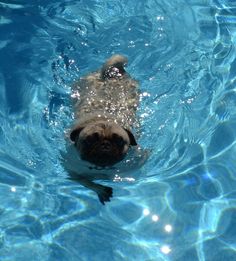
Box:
[0,0,236,260]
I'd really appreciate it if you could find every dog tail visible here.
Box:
[101,54,128,79]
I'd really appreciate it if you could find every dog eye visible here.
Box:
[112,134,125,146]
[85,133,100,145]
[92,132,100,140]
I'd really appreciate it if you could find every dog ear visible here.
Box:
[70,126,84,142]
[124,129,137,146]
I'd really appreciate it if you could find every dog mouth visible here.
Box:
[81,141,125,167]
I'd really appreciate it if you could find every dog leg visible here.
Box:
[68,172,113,205]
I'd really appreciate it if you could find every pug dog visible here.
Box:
[62,54,144,204]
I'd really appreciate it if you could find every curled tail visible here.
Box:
[101,54,128,79]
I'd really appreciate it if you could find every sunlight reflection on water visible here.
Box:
[0,0,236,260]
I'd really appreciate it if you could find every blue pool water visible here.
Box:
[1,0,236,260]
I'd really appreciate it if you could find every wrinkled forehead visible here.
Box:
[87,121,120,130]
[82,121,127,137]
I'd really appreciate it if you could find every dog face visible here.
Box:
[70,121,137,167]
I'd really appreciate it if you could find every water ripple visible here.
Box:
[1,0,236,260]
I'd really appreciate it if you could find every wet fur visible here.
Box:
[64,55,140,204]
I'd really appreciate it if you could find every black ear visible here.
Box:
[70,126,84,142]
[125,129,137,146]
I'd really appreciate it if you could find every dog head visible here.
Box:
[70,121,137,167]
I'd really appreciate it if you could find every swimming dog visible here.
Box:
[63,55,142,204]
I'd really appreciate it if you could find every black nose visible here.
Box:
[101,140,111,151]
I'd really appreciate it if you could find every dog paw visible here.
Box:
[97,186,113,205]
